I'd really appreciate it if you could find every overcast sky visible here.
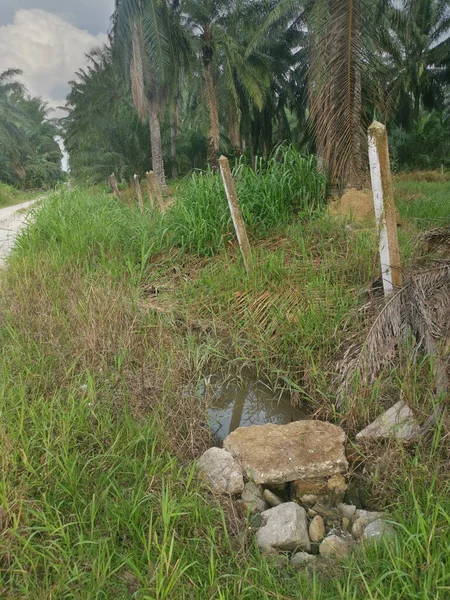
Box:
[0,1,115,113]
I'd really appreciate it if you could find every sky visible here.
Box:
[0,1,115,170]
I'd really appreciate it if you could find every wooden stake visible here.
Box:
[218,155,251,272]
[109,172,120,199]
[147,170,164,212]
[145,171,155,209]
[368,121,402,294]
[134,174,144,213]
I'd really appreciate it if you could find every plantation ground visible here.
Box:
[0,173,449,599]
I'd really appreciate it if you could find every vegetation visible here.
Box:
[61,0,450,185]
[0,177,449,598]
[0,69,62,189]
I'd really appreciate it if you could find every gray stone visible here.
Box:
[263,489,284,507]
[356,401,420,441]
[319,534,353,558]
[223,421,348,486]
[355,510,384,523]
[363,519,395,542]
[351,517,369,539]
[342,517,351,531]
[299,494,318,507]
[290,552,316,567]
[309,515,326,543]
[256,502,311,554]
[337,503,357,520]
[240,482,267,513]
[197,447,244,495]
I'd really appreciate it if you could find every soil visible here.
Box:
[328,188,375,223]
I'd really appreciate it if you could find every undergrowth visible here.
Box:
[0,176,449,598]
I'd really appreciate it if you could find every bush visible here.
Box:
[166,144,327,256]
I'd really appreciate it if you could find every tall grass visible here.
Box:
[167,145,327,256]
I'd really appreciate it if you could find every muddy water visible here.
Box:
[203,375,308,445]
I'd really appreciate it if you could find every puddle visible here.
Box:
[202,375,309,445]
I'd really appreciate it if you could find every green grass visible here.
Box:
[395,178,450,228]
[0,182,44,209]
[0,177,449,598]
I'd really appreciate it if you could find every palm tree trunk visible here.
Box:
[170,107,178,179]
[204,61,220,167]
[228,112,241,155]
[148,95,167,191]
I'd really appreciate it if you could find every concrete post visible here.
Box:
[145,171,155,209]
[218,155,251,272]
[134,174,144,213]
[109,173,120,199]
[368,121,402,294]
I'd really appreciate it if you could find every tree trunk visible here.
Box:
[170,109,178,180]
[148,95,167,192]
[203,61,220,167]
[228,112,241,155]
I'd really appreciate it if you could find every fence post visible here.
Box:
[368,121,402,294]
[134,174,144,213]
[109,173,120,199]
[145,171,155,208]
[218,155,251,272]
[147,171,165,212]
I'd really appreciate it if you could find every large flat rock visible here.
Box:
[223,420,347,485]
[356,401,419,441]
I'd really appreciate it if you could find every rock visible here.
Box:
[327,473,347,502]
[197,447,244,495]
[363,519,395,542]
[355,510,384,523]
[356,401,420,441]
[293,478,328,498]
[337,503,357,520]
[312,503,341,521]
[351,517,369,539]
[223,421,347,486]
[240,482,266,513]
[299,494,318,507]
[309,515,326,543]
[290,552,316,567]
[248,513,262,531]
[342,517,351,531]
[319,534,353,558]
[263,489,284,507]
[256,503,311,554]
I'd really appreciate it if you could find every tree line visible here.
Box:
[57,0,450,189]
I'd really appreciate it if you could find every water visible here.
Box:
[203,375,308,445]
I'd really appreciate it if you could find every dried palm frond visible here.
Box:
[338,263,450,404]
[420,226,450,253]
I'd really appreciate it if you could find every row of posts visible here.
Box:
[109,121,401,296]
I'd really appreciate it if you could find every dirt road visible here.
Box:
[0,199,39,266]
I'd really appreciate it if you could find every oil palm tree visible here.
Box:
[113,0,189,190]
[384,0,450,127]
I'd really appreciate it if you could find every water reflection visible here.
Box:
[203,376,307,445]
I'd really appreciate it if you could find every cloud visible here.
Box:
[0,0,115,36]
[0,9,107,114]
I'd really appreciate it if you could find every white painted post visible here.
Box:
[145,171,155,209]
[109,173,120,199]
[218,155,251,272]
[134,174,144,213]
[368,121,402,295]
[147,170,165,212]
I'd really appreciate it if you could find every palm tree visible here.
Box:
[113,0,188,190]
[385,0,450,127]
[181,0,269,165]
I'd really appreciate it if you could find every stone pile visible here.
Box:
[197,420,395,566]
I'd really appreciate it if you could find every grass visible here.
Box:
[0,182,42,209]
[0,174,449,598]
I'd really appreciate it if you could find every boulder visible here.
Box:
[355,510,384,523]
[356,401,420,441]
[351,517,369,540]
[319,534,353,558]
[239,482,266,513]
[223,421,347,486]
[337,503,357,520]
[290,552,316,567]
[256,503,311,554]
[363,519,395,542]
[197,447,244,495]
[309,515,326,543]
